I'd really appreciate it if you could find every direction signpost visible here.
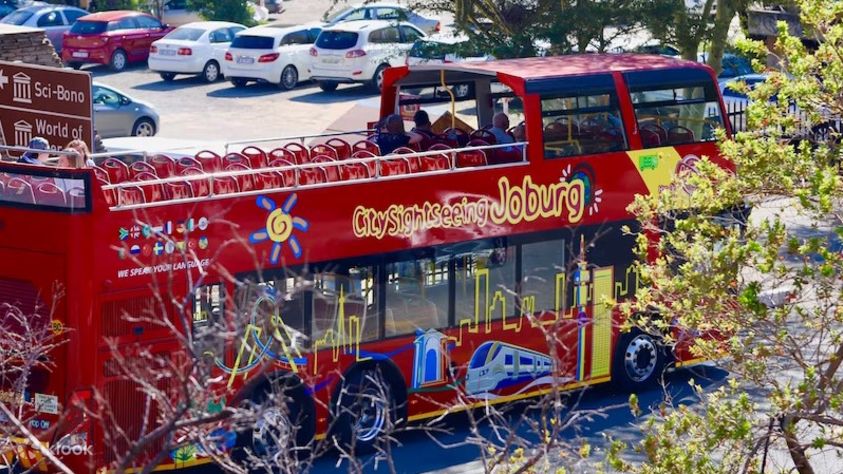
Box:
[0,60,93,158]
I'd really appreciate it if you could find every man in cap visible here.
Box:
[17,137,50,165]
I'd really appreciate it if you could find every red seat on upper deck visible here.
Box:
[176,156,203,174]
[311,155,340,182]
[268,158,296,187]
[470,129,497,144]
[223,152,251,169]
[212,176,239,195]
[667,126,695,145]
[225,163,256,192]
[129,161,158,179]
[181,167,210,197]
[97,177,115,206]
[310,144,338,161]
[102,158,129,183]
[352,139,379,156]
[456,149,487,168]
[391,147,420,172]
[298,166,327,185]
[67,187,85,208]
[351,150,377,176]
[34,182,66,207]
[92,166,110,184]
[166,181,193,199]
[5,178,34,204]
[419,153,450,171]
[241,146,268,168]
[117,186,146,205]
[340,162,371,181]
[640,129,661,147]
[379,157,411,177]
[133,171,166,202]
[326,138,351,159]
[150,154,176,177]
[196,150,223,172]
[283,143,309,164]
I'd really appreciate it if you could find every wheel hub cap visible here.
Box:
[624,335,657,382]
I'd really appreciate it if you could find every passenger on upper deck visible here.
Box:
[58,140,92,169]
[17,137,50,165]
[489,113,515,147]
[412,110,434,137]
[61,140,94,168]
[376,114,424,155]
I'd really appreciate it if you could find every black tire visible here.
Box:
[333,368,397,454]
[612,329,667,391]
[317,80,338,92]
[159,72,176,81]
[238,377,314,465]
[370,64,388,92]
[202,60,221,83]
[68,62,83,70]
[231,77,248,88]
[131,118,156,137]
[109,49,128,72]
[279,65,298,90]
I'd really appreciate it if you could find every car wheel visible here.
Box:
[279,65,298,90]
[370,64,388,92]
[68,62,83,70]
[160,72,176,81]
[131,118,156,137]
[231,78,248,88]
[202,60,220,83]
[109,49,128,72]
[318,81,338,92]
[612,329,667,391]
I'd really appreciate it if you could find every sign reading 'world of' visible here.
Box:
[0,60,93,157]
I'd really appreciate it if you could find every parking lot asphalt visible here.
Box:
[83,0,453,144]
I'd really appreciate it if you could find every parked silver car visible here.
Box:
[92,83,160,138]
[0,3,88,52]
[324,2,440,34]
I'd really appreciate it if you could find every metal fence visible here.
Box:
[724,100,842,144]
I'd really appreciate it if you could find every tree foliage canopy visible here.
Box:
[609,1,843,472]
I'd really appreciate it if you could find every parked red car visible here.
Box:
[62,11,173,72]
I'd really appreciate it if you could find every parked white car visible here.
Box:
[149,21,246,83]
[324,2,440,34]
[222,23,322,90]
[407,35,492,66]
[309,20,425,92]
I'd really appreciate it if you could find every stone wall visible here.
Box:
[0,25,62,68]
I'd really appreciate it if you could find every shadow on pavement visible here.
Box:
[205,82,296,98]
[288,84,378,105]
[86,62,150,78]
[132,76,210,91]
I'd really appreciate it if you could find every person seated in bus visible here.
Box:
[376,114,424,155]
[412,110,434,137]
[17,137,50,165]
[489,113,516,146]
[60,140,94,168]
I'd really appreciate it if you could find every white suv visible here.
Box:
[309,20,425,92]
[222,24,321,90]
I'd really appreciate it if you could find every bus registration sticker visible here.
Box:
[34,393,58,415]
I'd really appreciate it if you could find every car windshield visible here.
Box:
[70,20,107,34]
[315,30,358,49]
[325,6,352,22]
[1,10,32,25]
[230,35,274,49]
[165,27,204,41]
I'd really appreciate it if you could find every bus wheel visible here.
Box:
[242,379,314,465]
[612,329,666,391]
[333,368,396,454]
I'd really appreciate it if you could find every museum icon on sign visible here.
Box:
[14,120,32,147]
[12,72,32,105]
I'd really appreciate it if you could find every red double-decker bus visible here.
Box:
[0,54,731,472]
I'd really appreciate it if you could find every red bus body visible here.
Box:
[0,54,731,471]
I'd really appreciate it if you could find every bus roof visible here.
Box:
[408,54,707,79]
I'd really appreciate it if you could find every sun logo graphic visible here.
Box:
[249,194,309,264]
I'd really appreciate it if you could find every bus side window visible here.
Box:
[193,283,224,326]
[312,266,379,343]
[385,258,448,336]
[454,245,516,324]
[540,92,627,158]
[625,70,725,148]
[521,239,566,314]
